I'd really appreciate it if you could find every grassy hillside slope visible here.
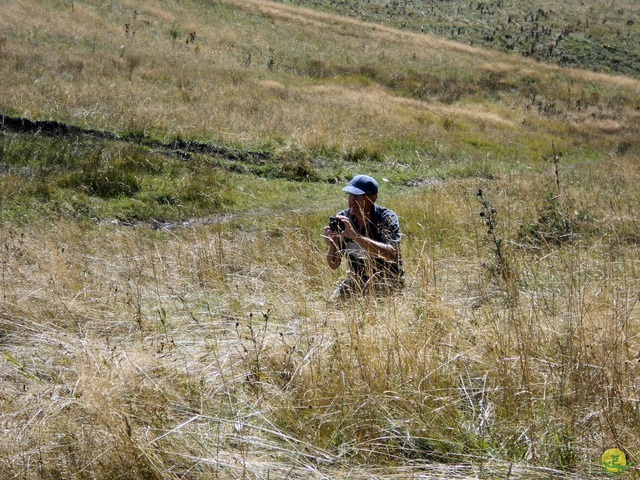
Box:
[1,0,640,479]
[1,0,638,222]
[276,0,640,78]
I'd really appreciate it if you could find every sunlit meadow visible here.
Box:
[1,0,640,478]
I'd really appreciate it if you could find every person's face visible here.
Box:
[348,193,376,212]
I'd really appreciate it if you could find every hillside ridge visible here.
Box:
[268,0,640,78]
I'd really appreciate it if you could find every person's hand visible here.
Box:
[336,215,359,240]
[322,224,340,245]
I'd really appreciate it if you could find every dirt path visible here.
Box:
[0,113,273,165]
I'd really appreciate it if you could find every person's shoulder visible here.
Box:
[374,204,398,219]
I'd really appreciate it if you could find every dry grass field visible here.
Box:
[1,0,640,479]
[277,0,640,78]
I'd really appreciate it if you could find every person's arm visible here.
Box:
[350,233,397,262]
[338,214,398,262]
[323,225,342,269]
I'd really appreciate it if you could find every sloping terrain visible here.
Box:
[1,1,640,479]
[275,0,640,77]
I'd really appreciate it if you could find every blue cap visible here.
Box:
[343,174,379,195]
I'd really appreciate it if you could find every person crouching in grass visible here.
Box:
[323,174,404,302]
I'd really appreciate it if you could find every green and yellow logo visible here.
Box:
[602,448,630,476]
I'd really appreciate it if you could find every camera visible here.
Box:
[329,216,345,233]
